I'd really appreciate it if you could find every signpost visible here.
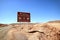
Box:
[17,12,30,22]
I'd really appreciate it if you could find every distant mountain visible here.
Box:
[0,24,8,27]
[48,20,60,23]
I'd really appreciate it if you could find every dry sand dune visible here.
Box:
[0,20,60,40]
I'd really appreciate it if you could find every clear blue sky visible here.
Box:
[0,0,60,24]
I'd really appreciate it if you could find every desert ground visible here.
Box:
[0,20,60,40]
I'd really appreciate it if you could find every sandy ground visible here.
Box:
[0,21,60,40]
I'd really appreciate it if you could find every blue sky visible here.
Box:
[0,0,60,24]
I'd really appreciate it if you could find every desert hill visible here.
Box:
[0,24,8,27]
[48,20,60,23]
[0,20,60,40]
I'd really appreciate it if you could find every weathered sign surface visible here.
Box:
[17,12,30,22]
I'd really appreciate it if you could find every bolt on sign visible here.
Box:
[17,12,30,22]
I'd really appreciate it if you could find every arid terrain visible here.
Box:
[0,20,60,40]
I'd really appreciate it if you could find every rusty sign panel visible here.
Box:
[17,12,30,22]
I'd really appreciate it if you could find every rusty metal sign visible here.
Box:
[17,12,30,22]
